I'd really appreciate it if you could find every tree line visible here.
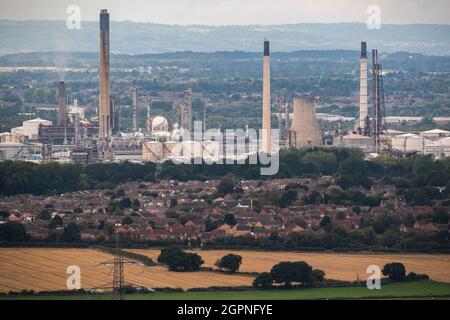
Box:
[1,149,449,198]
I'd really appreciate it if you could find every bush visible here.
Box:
[405,272,429,282]
[158,246,204,272]
[157,245,183,264]
[0,222,29,242]
[253,272,273,289]
[382,262,406,281]
[270,261,314,286]
[312,269,326,282]
[215,254,242,273]
[166,251,204,272]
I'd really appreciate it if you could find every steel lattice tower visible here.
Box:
[371,49,387,154]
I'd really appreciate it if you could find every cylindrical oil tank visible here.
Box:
[202,141,220,160]
[342,134,373,149]
[163,141,181,159]
[143,141,163,162]
[405,136,426,153]
[181,140,202,158]
[391,133,418,152]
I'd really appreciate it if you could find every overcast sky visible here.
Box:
[1,0,449,25]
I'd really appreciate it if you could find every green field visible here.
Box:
[2,281,450,300]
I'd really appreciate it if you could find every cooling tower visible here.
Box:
[290,98,321,148]
[57,81,67,127]
[99,9,110,138]
[262,40,271,153]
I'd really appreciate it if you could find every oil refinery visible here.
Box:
[1,10,450,164]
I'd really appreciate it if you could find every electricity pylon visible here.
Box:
[97,237,144,300]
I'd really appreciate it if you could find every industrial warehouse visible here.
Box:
[1,9,450,164]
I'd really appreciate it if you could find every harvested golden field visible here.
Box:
[130,249,450,283]
[0,248,253,293]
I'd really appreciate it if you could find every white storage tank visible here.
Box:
[163,141,181,159]
[181,140,202,158]
[143,141,163,162]
[405,135,426,153]
[342,133,373,149]
[22,118,52,138]
[420,129,450,139]
[391,133,417,152]
[202,141,220,161]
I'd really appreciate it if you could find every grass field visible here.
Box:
[130,249,450,283]
[0,248,253,293]
[2,281,450,300]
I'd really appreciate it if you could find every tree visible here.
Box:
[432,208,449,224]
[73,207,83,214]
[38,210,51,220]
[49,215,63,229]
[253,272,273,288]
[62,222,81,242]
[224,213,237,226]
[170,198,178,208]
[157,246,184,264]
[132,199,140,211]
[319,215,332,232]
[158,246,203,271]
[121,216,133,225]
[215,254,242,273]
[0,221,29,242]
[382,262,406,281]
[167,252,204,272]
[311,269,326,282]
[270,261,313,286]
[217,174,236,196]
[279,190,298,208]
[119,197,132,208]
[205,218,218,232]
[0,210,10,219]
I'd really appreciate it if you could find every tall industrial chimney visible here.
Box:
[262,40,271,153]
[359,41,368,132]
[132,87,138,132]
[290,98,321,149]
[146,97,152,133]
[99,9,110,138]
[57,81,67,127]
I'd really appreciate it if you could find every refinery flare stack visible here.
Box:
[99,9,111,139]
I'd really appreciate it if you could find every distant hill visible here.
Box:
[0,21,449,55]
